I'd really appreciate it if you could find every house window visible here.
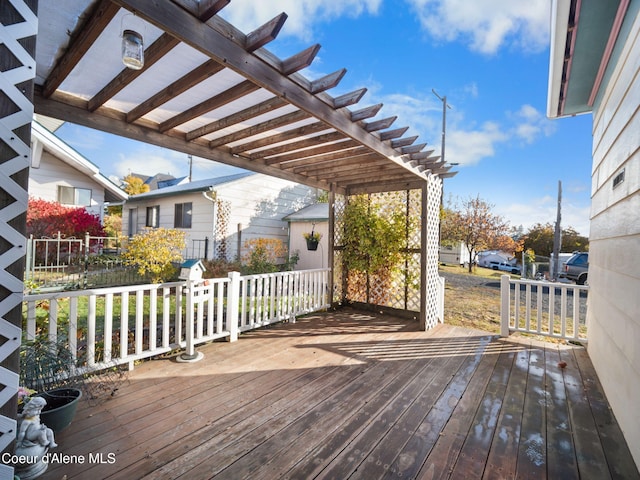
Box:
[146,206,160,228]
[57,186,92,206]
[174,202,192,228]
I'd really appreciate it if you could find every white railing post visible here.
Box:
[227,271,240,342]
[500,274,511,337]
[177,280,203,362]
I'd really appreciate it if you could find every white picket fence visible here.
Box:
[500,275,589,343]
[23,268,331,373]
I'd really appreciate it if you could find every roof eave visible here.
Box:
[547,0,572,119]
[31,120,129,201]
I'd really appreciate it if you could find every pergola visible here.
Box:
[0,0,456,462]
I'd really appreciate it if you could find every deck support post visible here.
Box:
[177,280,204,362]
[500,274,511,337]
[227,271,240,342]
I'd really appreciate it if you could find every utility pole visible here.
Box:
[552,180,562,281]
[188,154,193,182]
[432,89,452,164]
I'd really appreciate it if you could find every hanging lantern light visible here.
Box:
[122,29,144,70]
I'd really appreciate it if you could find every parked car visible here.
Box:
[561,252,589,285]
[488,261,521,274]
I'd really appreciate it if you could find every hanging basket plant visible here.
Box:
[303,229,322,251]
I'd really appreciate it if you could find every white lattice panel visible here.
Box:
[214,199,231,260]
[424,176,443,329]
[0,0,37,459]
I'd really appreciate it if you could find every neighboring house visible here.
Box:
[123,173,317,261]
[128,172,188,190]
[29,120,128,221]
[439,242,471,266]
[476,250,513,268]
[283,203,329,270]
[548,0,640,465]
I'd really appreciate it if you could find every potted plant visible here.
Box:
[303,230,322,251]
[20,338,84,433]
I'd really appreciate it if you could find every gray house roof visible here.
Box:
[125,172,254,202]
[283,203,329,222]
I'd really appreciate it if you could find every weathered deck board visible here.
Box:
[40,309,639,480]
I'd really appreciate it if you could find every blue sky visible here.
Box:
[55,0,593,236]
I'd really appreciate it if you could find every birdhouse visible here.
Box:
[179,259,206,281]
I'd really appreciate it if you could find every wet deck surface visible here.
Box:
[41,309,638,479]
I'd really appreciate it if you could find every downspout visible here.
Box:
[202,190,217,260]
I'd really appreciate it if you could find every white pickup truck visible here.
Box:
[489,261,521,274]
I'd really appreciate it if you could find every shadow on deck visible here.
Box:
[41,308,638,479]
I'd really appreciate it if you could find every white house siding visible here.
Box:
[29,151,105,217]
[289,221,329,270]
[588,11,640,465]
[123,175,316,262]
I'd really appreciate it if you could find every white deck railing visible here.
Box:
[23,268,331,373]
[500,275,589,343]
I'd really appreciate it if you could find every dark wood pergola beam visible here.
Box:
[186,96,287,141]
[310,69,347,94]
[127,59,225,123]
[172,0,229,21]
[391,136,418,148]
[336,168,416,185]
[379,126,408,141]
[113,0,422,178]
[248,131,345,160]
[364,116,396,132]
[289,149,376,171]
[401,143,427,155]
[34,89,342,194]
[347,178,427,196]
[159,80,260,133]
[209,109,311,149]
[294,154,385,176]
[263,140,360,165]
[351,104,383,122]
[230,121,329,155]
[333,88,367,109]
[88,34,181,112]
[127,12,287,124]
[42,0,120,98]
[281,45,321,75]
[245,13,288,52]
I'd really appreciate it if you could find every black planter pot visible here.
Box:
[306,238,319,251]
[38,388,82,433]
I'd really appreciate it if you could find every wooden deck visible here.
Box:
[42,309,638,479]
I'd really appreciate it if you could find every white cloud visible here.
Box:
[218,0,382,41]
[446,122,508,165]
[497,196,591,237]
[365,90,551,167]
[509,104,556,143]
[406,0,550,55]
[114,148,188,179]
[463,82,479,98]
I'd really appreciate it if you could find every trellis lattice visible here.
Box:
[0,0,37,460]
[424,176,443,328]
[214,199,231,260]
[339,190,424,313]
